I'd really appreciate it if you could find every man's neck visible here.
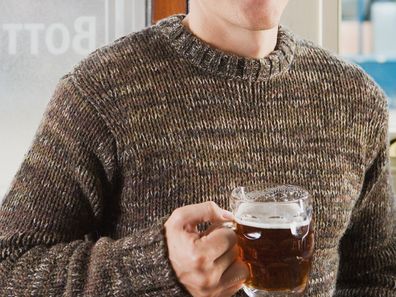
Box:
[181,9,278,59]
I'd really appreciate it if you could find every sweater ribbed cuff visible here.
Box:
[117,215,190,295]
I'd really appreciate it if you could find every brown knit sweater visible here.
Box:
[0,13,395,297]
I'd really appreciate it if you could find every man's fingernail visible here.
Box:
[222,209,234,220]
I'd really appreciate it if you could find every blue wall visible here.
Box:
[353,58,396,109]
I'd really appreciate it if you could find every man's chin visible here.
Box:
[242,21,279,31]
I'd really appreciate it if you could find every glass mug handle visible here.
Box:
[221,221,236,231]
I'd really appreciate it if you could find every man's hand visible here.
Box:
[165,201,249,297]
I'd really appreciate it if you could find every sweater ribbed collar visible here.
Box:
[155,13,297,82]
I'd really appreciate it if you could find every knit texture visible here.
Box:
[1,13,395,296]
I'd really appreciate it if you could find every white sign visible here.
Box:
[2,16,96,56]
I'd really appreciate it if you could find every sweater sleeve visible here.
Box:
[0,75,185,296]
[334,100,396,296]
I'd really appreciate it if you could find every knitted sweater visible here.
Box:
[0,13,395,297]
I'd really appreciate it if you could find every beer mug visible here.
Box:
[230,184,314,296]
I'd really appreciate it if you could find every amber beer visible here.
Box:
[231,184,314,296]
[236,216,314,294]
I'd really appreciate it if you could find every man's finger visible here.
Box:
[218,281,244,297]
[195,227,237,261]
[219,259,250,289]
[213,245,240,278]
[170,201,233,231]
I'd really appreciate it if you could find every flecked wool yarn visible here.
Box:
[0,14,395,297]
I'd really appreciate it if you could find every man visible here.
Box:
[0,0,395,296]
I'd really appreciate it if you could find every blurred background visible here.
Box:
[341,0,396,109]
[1,0,395,201]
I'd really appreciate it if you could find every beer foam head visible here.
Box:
[235,202,310,229]
[232,184,310,203]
